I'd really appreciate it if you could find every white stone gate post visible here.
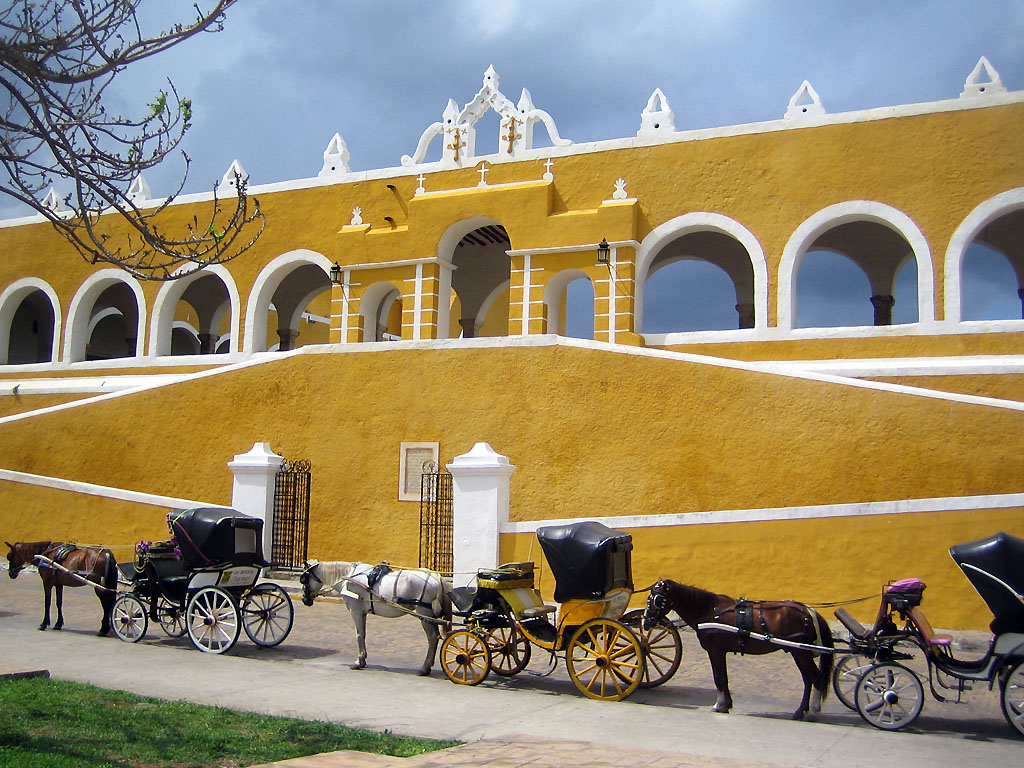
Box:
[447,442,516,588]
[228,442,284,563]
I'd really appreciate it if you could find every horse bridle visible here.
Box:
[642,580,670,629]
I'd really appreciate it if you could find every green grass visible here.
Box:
[0,677,460,767]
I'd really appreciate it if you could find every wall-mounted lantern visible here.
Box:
[597,238,610,265]
[330,262,342,285]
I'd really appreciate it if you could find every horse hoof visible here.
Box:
[37,625,47,631]
[712,706,730,714]
[792,711,806,721]
[418,669,431,677]
[350,662,365,670]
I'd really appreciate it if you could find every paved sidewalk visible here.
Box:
[1,573,1019,768]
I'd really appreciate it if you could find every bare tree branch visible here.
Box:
[0,0,264,280]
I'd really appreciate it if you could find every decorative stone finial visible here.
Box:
[638,88,676,137]
[220,159,248,196]
[785,81,825,119]
[350,206,363,226]
[127,174,151,204]
[319,133,351,176]
[960,56,1006,99]
[612,178,629,200]
[41,186,67,212]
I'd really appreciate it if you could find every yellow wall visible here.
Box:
[1,342,1022,628]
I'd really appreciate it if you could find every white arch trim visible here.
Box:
[359,281,403,341]
[244,249,333,353]
[149,264,240,356]
[543,269,591,335]
[476,279,511,333]
[63,270,147,363]
[778,201,935,331]
[436,215,503,263]
[944,187,1024,323]
[0,278,62,365]
[634,213,769,332]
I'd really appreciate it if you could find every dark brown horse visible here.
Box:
[6,542,117,635]
[643,579,833,719]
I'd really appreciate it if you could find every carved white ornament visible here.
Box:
[319,133,351,176]
[220,159,248,196]
[785,81,826,119]
[350,206,363,226]
[960,56,1006,99]
[127,174,151,204]
[638,88,675,137]
[41,186,67,212]
[401,66,571,168]
[612,178,628,200]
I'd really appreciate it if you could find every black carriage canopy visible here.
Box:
[949,531,1024,634]
[167,507,267,569]
[537,521,633,603]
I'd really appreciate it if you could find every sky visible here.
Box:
[4,0,1023,330]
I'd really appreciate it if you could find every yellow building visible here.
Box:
[1,62,1022,629]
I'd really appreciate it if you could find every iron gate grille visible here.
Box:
[271,458,311,570]
[419,464,453,575]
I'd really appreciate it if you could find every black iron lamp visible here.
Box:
[330,262,342,285]
[597,238,610,265]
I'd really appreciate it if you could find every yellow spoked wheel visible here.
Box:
[622,609,683,688]
[566,618,643,701]
[485,622,531,676]
[440,630,492,686]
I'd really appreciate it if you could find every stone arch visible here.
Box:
[544,269,593,337]
[360,281,404,342]
[437,216,511,339]
[244,249,333,353]
[779,201,934,331]
[635,213,768,332]
[944,187,1024,323]
[63,270,146,362]
[0,278,61,365]
[171,320,201,355]
[149,264,240,356]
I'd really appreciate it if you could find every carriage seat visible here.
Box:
[835,607,874,640]
[908,607,953,648]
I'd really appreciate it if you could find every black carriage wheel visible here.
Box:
[111,594,148,643]
[855,662,924,731]
[156,598,187,638]
[833,653,872,711]
[241,583,294,648]
[485,621,531,676]
[186,586,241,654]
[440,630,491,686]
[1001,660,1024,738]
[566,618,643,701]
[622,609,683,688]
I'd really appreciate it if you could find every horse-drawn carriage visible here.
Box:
[830,532,1024,736]
[440,521,682,701]
[110,508,294,654]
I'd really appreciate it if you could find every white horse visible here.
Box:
[299,561,451,675]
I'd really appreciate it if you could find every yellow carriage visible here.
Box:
[440,521,682,701]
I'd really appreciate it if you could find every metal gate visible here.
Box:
[271,458,311,570]
[419,462,453,575]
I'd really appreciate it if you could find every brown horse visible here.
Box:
[6,541,117,635]
[643,579,833,720]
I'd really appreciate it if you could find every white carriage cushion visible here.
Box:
[502,587,556,620]
[908,608,953,647]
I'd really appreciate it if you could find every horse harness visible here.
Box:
[357,563,434,615]
[711,599,821,654]
[49,543,77,565]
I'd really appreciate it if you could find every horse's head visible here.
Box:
[642,580,671,630]
[299,561,321,607]
[5,541,24,579]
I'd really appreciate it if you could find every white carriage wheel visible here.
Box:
[156,598,187,638]
[186,586,241,654]
[1001,660,1024,738]
[855,662,924,730]
[111,594,148,643]
[241,583,294,647]
[833,653,872,711]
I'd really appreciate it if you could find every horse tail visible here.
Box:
[814,610,834,701]
[440,585,453,635]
